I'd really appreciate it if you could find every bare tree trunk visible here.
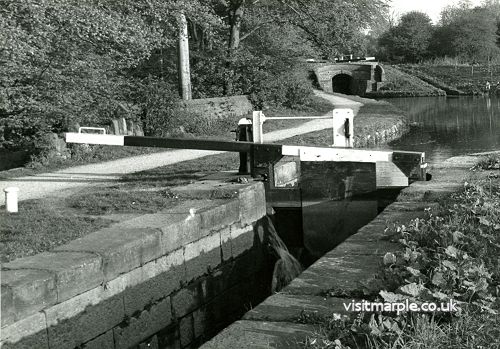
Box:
[178,12,192,100]
[224,4,244,96]
[229,6,243,51]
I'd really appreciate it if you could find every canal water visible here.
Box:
[383,95,500,164]
[276,95,500,268]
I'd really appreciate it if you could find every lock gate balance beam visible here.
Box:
[65,132,427,205]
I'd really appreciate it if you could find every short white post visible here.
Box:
[252,111,265,144]
[4,187,19,213]
[332,109,354,148]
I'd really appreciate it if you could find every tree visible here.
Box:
[0,0,219,151]
[428,4,499,63]
[278,0,389,58]
[378,11,434,62]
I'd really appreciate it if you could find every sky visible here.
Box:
[389,0,483,23]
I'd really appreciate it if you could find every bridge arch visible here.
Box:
[332,73,354,95]
[312,62,384,96]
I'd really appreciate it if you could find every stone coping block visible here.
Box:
[54,227,162,281]
[200,320,316,349]
[428,167,470,183]
[110,199,238,254]
[1,269,56,327]
[170,178,267,226]
[3,251,103,305]
[243,294,354,322]
[397,180,464,202]
[0,312,49,348]
[283,253,381,296]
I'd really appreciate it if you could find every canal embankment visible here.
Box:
[375,63,499,97]
[365,65,446,98]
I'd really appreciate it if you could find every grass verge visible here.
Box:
[398,64,500,95]
[302,156,500,349]
[0,198,112,263]
[366,65,445,98]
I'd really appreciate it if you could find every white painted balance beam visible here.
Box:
[65,133,424,188]
[282,145,423,188]
[65,133,125,146]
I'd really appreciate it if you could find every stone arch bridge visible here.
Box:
[313,62,385,96]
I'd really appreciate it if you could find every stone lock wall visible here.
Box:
[200,155,481,349]
[1,180,272,349]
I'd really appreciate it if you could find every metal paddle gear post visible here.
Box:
[236,118,253,175]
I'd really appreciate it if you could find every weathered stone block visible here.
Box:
[203,269,229,302]
[139,335,159,349]
[171,285,204,319]
[1,269,56,326]
[157,324,180,349]
[243,294,352,322]
[385,201,440,212]
[1,285,15,327]
[225,251,259,288]
[3,251,103,303]
[238,184,267,226]
[123,263,184,316]
[184,233,222,281]
[45,289,124,349]
[199,199,240,232]
[428,167,469,183]
[113,297,172,349]
[118,200,221,254]
[230,224,255,257]
[193,307,208,339]
[283,253,381,296]
[169,180,244,200]
[55,227,162,281]
[0,312,49,349]
[179,314,194,348]
[397,181,463,202]
[200,320,315,349]
[346,222,395,243]
[371,209,431,227]
[325,239,402,257]
[220,227,232,261]
[81,330,114,349]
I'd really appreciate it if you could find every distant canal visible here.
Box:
[382,95,500,164]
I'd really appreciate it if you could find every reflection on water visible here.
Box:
[383,96,500,164]
[274,95,500,266]
[301,199,377,261]
[273,189,399,268]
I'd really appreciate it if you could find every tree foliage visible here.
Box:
[1,0,389,155]
[378,11,434,63]
[376,2,500,64]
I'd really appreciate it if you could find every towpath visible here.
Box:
[0,91,362,205]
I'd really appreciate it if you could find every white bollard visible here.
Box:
[4,187,19,213]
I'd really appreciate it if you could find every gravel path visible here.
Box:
[0,92,362,205]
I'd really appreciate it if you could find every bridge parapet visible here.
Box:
[313,62,385,96]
